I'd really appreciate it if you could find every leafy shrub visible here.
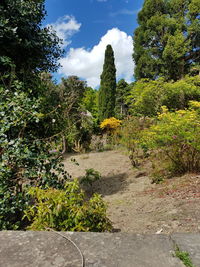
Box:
[0,79,68,230]
[163,76,200,111]
[0,191,29,230]
[80,168,101,187]
[82,87,98,118]
[57,76,95,152]
[128,79,166,116]
[119,116,153,166]
[150,155,170,184]
[128,76,200,117]
[140,105,200,175]
[24,179,112,232]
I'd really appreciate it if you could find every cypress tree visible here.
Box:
[98,44,116,121]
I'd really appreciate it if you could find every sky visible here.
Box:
[44,0,144,88]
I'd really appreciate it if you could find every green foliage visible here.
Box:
[82,87,98,118]
[128,79,166,116]
[0,0,108,232]
[133,0,200,80]
[175,247,195,267]
[80,168,101,187]
[0,78,68,229]
[151,175,164,184]
[28,72,64,140]
[59,76,86,109]
[119,117,151,150]
[0,190,29,230]
[57,76,93,151]
[0,0,62,84]
[119,116,153,167]
[0,0,65,229]
[140,105,200,175]
[24,179,112,232]
[98,45,116,121]
[115,79,130,118]
[128,76,200,117]
[162,76,200,110]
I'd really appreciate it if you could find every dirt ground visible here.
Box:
[63,150,200,234]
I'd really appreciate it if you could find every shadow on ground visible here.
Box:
[83,172,130,197]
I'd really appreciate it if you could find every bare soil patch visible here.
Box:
[63,150,200,234]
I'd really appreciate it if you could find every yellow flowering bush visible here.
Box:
[189,100,200,110]
[100,117,121,131]
[141,104,200,174]
[119,116,153,167]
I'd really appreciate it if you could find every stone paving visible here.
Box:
[0,231,199,267]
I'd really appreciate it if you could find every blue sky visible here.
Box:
[44,0,144,87]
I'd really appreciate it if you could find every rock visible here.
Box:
[0,231,186,267]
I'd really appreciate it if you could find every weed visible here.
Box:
[80,168,101,187]
[151,175,164,184]
[174,247,195,267]
[71,158,79,166]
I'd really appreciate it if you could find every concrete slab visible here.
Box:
[172,233,200,267]
[0,231,185,267]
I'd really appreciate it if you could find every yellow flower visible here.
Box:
[189,101,200,109]
[100,117,122,130]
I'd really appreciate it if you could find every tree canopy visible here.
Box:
[115,79,130,118]
[127,75,200,116]
[133,0,200,81]
[0,0,62,85]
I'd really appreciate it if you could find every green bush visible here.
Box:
[128,79,166,116]
[119,116,153,166]
[163,76,200,111]
[80,168,101,187]
[128,76,200,117]
[24,179,112,232]
[0,191,29,230]
[0,79,68,230]
[140,104,200,175]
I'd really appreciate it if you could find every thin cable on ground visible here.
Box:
[46,228,84,267]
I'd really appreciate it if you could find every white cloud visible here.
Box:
[59,28,134,88]
[47,15,81,48]
[97,0,107,2]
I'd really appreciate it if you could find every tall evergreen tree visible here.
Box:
[133,0,200,81]
[98,44,116,121]
[115,79,129,118]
